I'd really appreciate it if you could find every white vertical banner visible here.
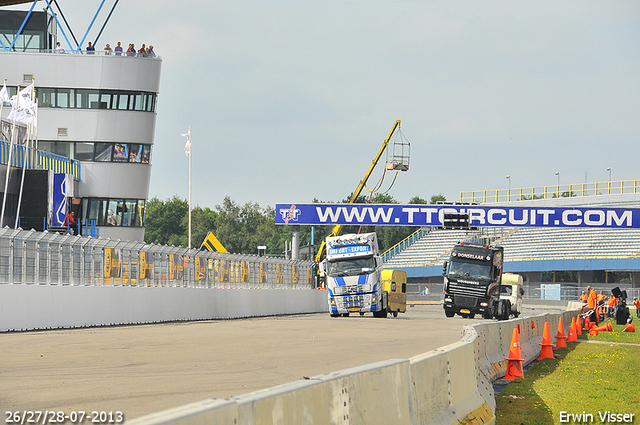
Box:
[181,127,192,248]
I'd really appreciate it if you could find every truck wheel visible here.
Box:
[445,309,455,318]
[330,313,339,318]
[468,314,475,319]
[373,308,388,318]
[342,313,350,317]
[482,310,493,319]
[501,302,511,320]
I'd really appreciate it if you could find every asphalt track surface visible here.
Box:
[0,304,544,421]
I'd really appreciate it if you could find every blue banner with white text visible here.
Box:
[275,203,640,228]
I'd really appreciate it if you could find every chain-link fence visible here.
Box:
[0,228,315,288]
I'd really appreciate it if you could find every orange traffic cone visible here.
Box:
[589,328,599,336]
[532,320,536,329]
[592,323,613,333]
[502,327,525,380]
[567,317,578,342]
[575,315,582,336]
[539,321,554,360]
[555,317,567,349]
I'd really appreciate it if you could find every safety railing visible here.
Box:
[460,180,640,204]
[0,228,315,288]
[380,227,427,262]
[0,139,81,180]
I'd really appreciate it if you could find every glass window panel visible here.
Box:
[129,144,142,162]
[57,89,72,108]
[97,199,107,226]
[141,145,151,164]
[38,141,54,154]
[137,200,145,226]
[75,142,94,161]
[94,143,113,162]
[76,89,89,109]
[53,142,72,158]
[113,143,129,162]
[123,200,137,226]
[106,199,123,226]
[100,92,111,109]
[88,91,100,109]
[118,93,129,110]
[39,88,54,107]
[134,94,144,111]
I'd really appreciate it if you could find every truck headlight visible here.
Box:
[480,302,488,307]
[444,297,452,303]
[372,294,377,304]
[330,298,336,306]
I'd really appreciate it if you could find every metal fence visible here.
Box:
[0,228,315,289]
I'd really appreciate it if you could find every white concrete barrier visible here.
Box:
[0,285,328,331]
[125,309,583,425]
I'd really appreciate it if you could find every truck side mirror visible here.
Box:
[442,261,448,276]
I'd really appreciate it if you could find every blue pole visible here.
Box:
[7,0,38,52]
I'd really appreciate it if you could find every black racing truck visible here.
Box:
[442,242,511,320]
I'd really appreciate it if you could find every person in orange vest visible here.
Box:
[586,286,598,323]
[623,317,635,333]
[597,291,608,318]
[579,291,588,303]
[634,297,640,319]
[607,293,618,318]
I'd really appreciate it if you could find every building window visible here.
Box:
[5,86,158,112]
[94,143,113,162]
[82,197,146,227]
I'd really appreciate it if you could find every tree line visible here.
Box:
[143,193,446,256]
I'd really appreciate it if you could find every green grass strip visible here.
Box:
[496,319,640,425]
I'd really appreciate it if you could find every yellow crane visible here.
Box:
[314,120,408,263]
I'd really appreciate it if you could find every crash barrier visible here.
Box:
[127,309,580,425]
[0,228,313,288]
[0,285,328,331]
[0,227,323,331]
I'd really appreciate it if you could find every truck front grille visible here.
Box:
[448,282,487,299]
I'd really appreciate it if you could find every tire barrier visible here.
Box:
[126,308,580,425]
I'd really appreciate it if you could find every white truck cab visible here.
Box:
[500,273,524,318]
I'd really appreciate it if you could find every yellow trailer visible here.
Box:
[381,269,407,317]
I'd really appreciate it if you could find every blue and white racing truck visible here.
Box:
[321,232,389,318]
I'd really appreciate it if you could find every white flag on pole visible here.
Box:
[0,82,9,103]
[182,128,191,156]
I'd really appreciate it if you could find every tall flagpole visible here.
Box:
[188,126,192,249]
[1,84,20,228]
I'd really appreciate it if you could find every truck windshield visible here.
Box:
[327,256,375,277]
[448,260,491,280]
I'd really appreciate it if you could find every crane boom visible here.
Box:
[314,120,401,263]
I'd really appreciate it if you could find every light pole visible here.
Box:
[506,175,511,201]
[555,171,560,197]
[607,167,611,194]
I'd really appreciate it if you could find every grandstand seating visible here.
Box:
[383,226,640,267]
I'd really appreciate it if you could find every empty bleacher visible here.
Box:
[383,226,640,267]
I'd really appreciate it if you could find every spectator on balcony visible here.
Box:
[138,44,147,57]
[104,44,113,55]
[114,42,123,56]
[127,44,135,56]
[147,45,155,58]
[55,41,64,53]
[86,42,95,54]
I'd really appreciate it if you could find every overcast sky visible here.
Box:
[11,1,640,209]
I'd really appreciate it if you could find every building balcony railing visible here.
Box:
[0,139,81,180]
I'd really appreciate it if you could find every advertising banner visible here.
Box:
[275,203,640,228]
[51,173,73,226]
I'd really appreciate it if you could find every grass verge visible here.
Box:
[495,318,640,425]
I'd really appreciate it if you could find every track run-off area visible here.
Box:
[0,304,552,421]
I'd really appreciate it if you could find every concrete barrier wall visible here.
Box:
[0,285,328,331]
[126,309,582,425]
